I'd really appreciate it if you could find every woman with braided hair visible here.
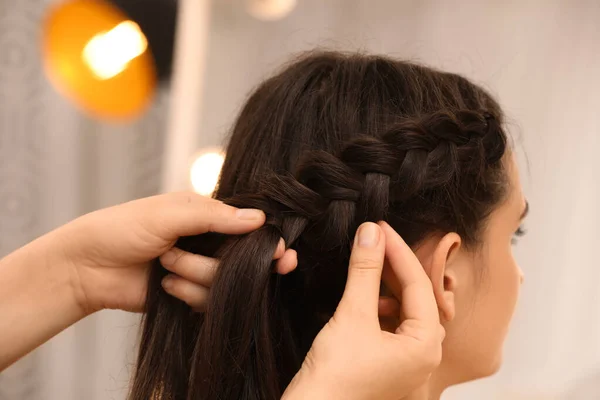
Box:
[131,51,528,400]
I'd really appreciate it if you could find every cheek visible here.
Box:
[493,254,522,322]
[447,253,522,380]
[475,253,522,356]
[478,251,521,335]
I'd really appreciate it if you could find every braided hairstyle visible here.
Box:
[130,52,509,400]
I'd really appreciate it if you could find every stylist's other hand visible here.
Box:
[283,222,444,400]
[57,192,296,314]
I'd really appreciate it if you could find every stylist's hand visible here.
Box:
[57,192,296,314]
[283,222,444,400]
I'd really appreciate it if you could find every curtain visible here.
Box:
[0,1,167,399]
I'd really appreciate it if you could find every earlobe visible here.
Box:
[429,233,461,322]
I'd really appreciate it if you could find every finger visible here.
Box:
[337,222,385,318]
[153,192,266,237]
[160,248,217,287]
[275,249,298,275]
[273,238,286,260]
[161,274,209,309]
[379,222,438,326]
[378,296,401,317]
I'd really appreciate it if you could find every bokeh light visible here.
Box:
[246,0,297,21]
[190,151,225,196]
[82,20,148,80]
[43,0,156,121]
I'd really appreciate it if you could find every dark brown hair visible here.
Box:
[130,51,509,400]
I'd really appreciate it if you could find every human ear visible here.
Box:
[380,231,462,323]
[427,233,461,322]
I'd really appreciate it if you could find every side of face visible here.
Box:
[414,154,527,389]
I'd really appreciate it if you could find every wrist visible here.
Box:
[48,223,97,317]
[40,231,92,318]
[0,231,88,368]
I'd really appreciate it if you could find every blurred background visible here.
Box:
[0,0,599,399]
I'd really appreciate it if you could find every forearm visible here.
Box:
[0,232,87,371]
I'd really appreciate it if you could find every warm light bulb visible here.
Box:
[43,0,156,120]
[246,0,297,21]
[190,151,225,196]
[82,20,148,80]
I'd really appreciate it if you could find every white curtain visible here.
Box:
[0,1,167,399]
[1,0,599,399]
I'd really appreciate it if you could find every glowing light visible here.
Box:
[82,21,148,80]
[190,151,225,196]
[42,0,156,120]
[246,0,297,21]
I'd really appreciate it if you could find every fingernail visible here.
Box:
[161,250,176,266]
[236,208,264,220]
[162,276,174,292]
[357,222,380,248]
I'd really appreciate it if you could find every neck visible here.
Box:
[401,378,444,400]
[401,385,429,400]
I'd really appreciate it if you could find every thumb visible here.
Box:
[144,192,267,237]
[337,222,386,319]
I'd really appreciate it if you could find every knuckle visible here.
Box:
[190,252,215,267]
[350,257,381,271]
[196,197,216,214]
[201,203,236,231]
[300,349,317,372]
[424,345,442,369]
[421,336,443,369]
[177,283,194,303]
[172,249,187,263]
[203,196,229,211]
[194,257,217,281]
[166,250,187,272]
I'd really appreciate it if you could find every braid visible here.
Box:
[223,109,504,251]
